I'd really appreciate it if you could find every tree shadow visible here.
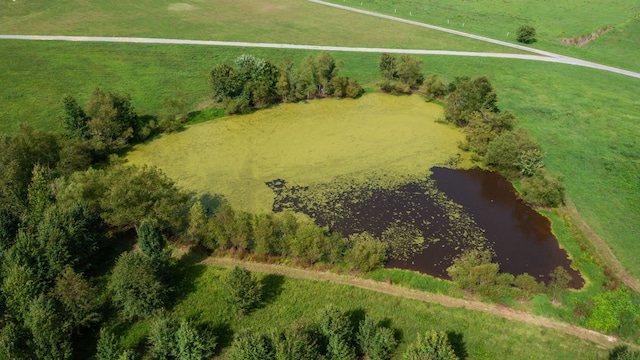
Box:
[166,246,208,309]
[258,274,285,308]
[209,322,234,356]
[199,193,226,213]
[447,331,468,360]
[345,307,367,333]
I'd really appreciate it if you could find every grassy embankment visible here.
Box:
[323,0,640,73]
[113,249,609,359]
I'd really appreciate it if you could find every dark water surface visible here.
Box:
[429,167,582,287]
[270,167,583,288]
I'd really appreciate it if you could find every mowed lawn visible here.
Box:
[0,0,517,53]
[126,93,468,213]
[326,0,640,72]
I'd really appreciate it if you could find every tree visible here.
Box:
[272,323,320,360]
[609,346,640,360]
[446,248,500,295]
[223,266,262,315]
[210,63,243,101]
[56,165,189,233]
[347,232,388,272]
[463,111,515,156]
[420,75,448,100]
[108,251,167,320]
[2,262,46,320]
[317,305,356,360]
[148,313,178,360]
[547,266,572,301]
[137,218,166,260]
[252,213,276,256]
[315,52,341,96]
[357,316,397,360]
[516,25,537,44]
[378,53,397,81]
[230,329,275,360]
[85,88,140,151]
[0,321,31,360]
[23,294,73,360]
[444,77,498,127]
[396,54,423,89]
[53,266,101,329]
[0,124,60,212]
[513,273,543,300]
[186,201,213,245]
[0,205,19,256]
[96,328,123,360]
[403,331,458,360]
[485,128,542,177]
[61,94,90,139]
[174,320,215,360]
[587,287,639,334]
[520,170,565,207]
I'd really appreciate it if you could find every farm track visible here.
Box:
[1,33,639,79]
[204,256,622,349]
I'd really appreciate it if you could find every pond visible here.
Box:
[269,167,583,288]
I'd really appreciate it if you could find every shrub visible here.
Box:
[272,323,320,360]
[520,170,565,207]
[108,251,167,320]
[420,75,448,100]
[137,218,166,260]
[225,97,253,115]
[485,128,541,177]
[357,316,397,360]
[230,329,275,360]
[403,331,457,360]
[223,266,262,315]
[347,232,388,272]
[517,25,537,44]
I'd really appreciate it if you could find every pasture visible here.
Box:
[326,0,640,72]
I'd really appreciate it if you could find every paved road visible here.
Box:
[2,33,639,80]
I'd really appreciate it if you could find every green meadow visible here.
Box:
[126,93,469,213]
[116,256,608,359]
[326,0,640,72]
[0,0,516,52]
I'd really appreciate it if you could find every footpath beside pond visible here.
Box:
[203,255,620,348]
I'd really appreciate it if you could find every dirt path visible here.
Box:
[203,256,621,348]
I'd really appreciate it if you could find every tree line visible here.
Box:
[210,53,364,115]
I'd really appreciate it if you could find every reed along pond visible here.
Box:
[269,167,583,288]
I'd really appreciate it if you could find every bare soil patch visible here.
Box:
[561,27,613,46]
[168,3,196,11]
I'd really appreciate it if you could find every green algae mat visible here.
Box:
[126,93,469,213]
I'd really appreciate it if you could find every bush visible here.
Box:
[520,170,565,207]
[357,316,397,360]
[485,128,541,177]
[420,75,448,100]
[223,266,262,315]
[272,323,320,360]
[403,331,457,360]
[108,251,167,320]
[517,25,537,44]
[347,232,388,272]
[225,97,253,115]
[230,329,275,360]
[137,218,166,260]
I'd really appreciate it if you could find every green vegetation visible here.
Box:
[516,25,537,44]
[126,92,468,213]
[323,0,640,72]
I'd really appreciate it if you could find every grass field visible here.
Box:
[115,255,609,359]
[126,93,469,213]
[0,0,517,53]
[324,0,640,72]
